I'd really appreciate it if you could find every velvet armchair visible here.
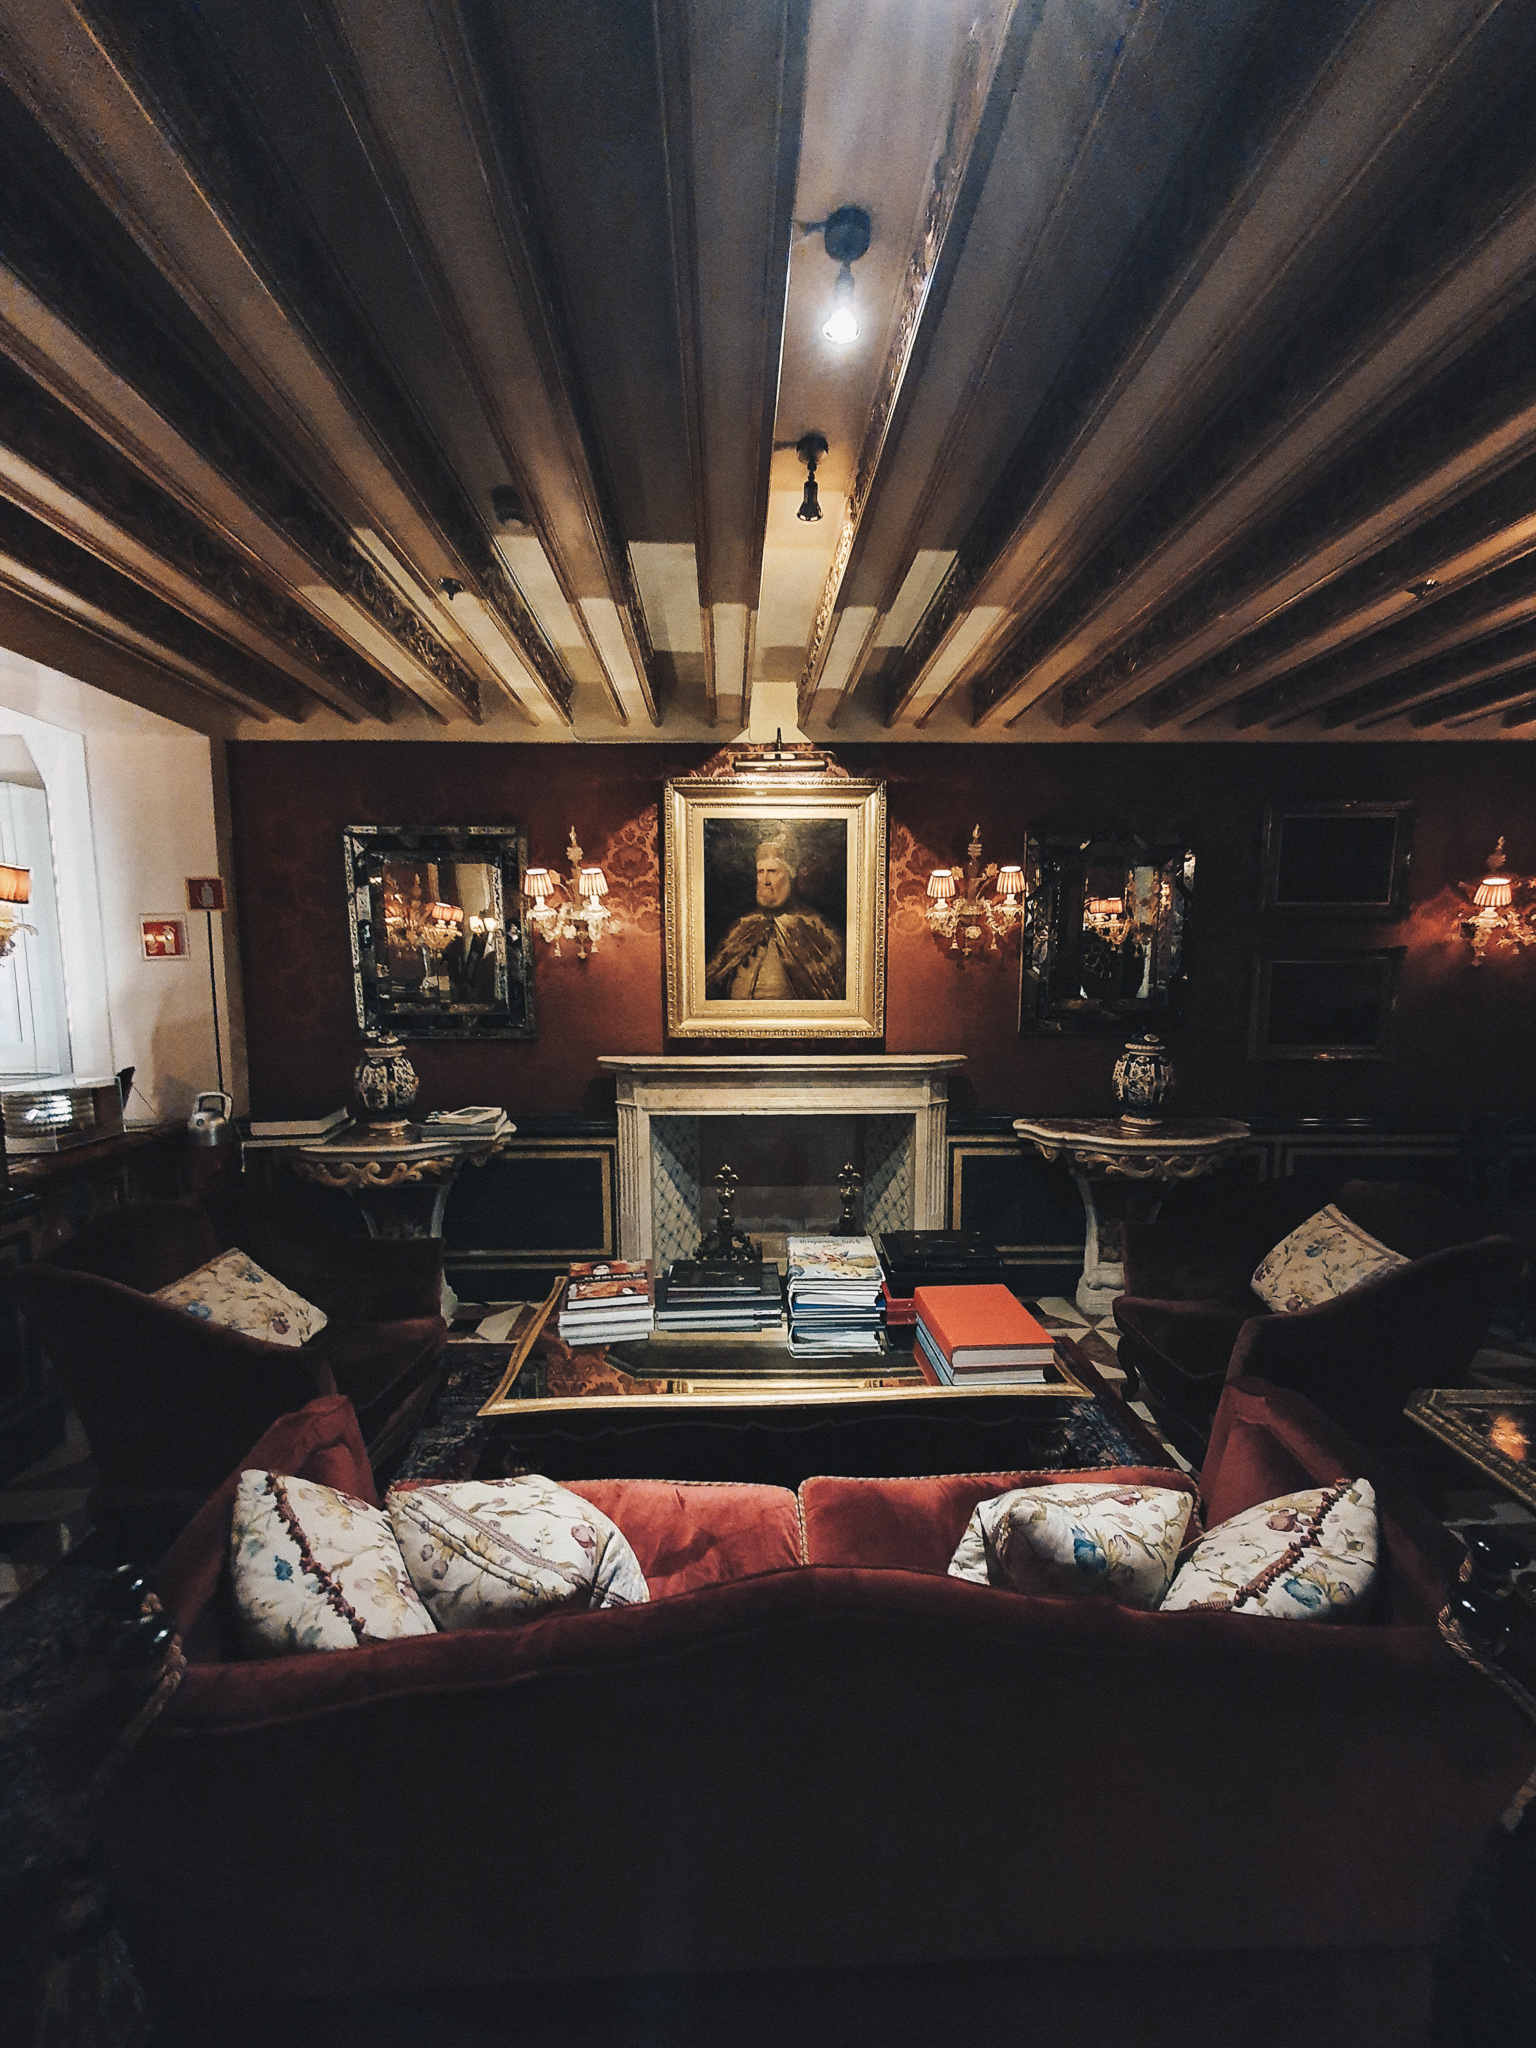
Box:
[1113,1178,1522,1461]
[8,1194,447,1533]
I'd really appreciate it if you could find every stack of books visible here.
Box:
[654,1258,784,1333]
[913,1284,1056,1387]
[244,1108,351,1144]
[422,1105,511,1137]
[785,1235,886,1355]
[556,1259,655,1345]
[876,1230,1009,1327]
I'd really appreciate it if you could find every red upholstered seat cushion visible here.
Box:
[564,1478,802,1597]
[799,1467,1201,1575]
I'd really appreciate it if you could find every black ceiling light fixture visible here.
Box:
[818,204,870,345]
[795,432,829,522]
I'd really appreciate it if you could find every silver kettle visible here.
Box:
[187,1090,236,1147]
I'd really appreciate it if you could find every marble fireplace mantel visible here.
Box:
[598,1054,966,1263]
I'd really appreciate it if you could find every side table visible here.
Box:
[1013,1116,1250,1317]
[288,1123,515,1239]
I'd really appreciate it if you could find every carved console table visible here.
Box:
[599,1055,965,1265]
[1013,1116,1250,1317]
[290,1124,515,1240]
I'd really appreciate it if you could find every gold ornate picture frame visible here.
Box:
[663,767,886,1038]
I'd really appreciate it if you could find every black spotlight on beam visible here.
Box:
[795,432,828,523]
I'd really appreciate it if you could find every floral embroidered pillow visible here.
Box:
[1161,1479,1377,1620]
[230,1469,437,1656]
[388,1475,649,1631]
[948,1482,1193,1611]
[154,1248,327,1348]
[1250,1205,1407,1315]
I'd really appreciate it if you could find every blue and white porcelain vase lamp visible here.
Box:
[352,1032,419,1133]
[1113,1034,1175,1128]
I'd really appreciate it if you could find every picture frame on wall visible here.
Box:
[1259,800,1414,918]
[1248,950,1403,1062]
[662,770,886,1039]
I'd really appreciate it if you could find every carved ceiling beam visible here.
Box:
[0,497,303,720]
[307,0,653,726]
[1323,624,1536,730]
[1160,462,1536,731]
[795,4,1025,725]
[1224,561,1536,729]
[884,0,1516,728]
[1400,661,1536,729]
[0,355,385,722]
[980,182,1536,729]
[0,265,495,725]
[1073,372,1536,730]
[0,0,583,725]
[655,0,809,728]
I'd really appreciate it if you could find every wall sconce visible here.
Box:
[524,828,613,960]
[0,864,35,962]
[795,432,828,523]
[1459,836,1536,962]
[817,205,871,344]
[926,827,1024,958]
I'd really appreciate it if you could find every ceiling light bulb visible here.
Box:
[822,263,859,344]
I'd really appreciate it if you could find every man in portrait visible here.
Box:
[703,824,846,1001]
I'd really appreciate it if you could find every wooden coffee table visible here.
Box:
[474,1327,1108,1489]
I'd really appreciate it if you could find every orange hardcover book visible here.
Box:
[913,1284,1055,1368]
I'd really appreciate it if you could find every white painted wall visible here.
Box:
[0,648,241,1120]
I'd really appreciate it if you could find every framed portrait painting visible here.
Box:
[663,772,886,1038]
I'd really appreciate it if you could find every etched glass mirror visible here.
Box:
[1019,831,1195,1034]
[344,825,535,1040]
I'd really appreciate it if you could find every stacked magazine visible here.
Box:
[654,1258,784,1333]
[785,1236,885,1355]
[556,1260,655,1345]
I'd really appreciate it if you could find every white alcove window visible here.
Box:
[0,736,71,1079]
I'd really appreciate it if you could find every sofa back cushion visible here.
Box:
[799,1467,1199,1574]
[564,1478,801,1596]
[51,1197,221,1294]
[1200,1376,1457,1625]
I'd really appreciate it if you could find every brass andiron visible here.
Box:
[837,1162,863,1236]
[696,1164,758,1265]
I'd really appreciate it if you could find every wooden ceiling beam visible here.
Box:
[0,497,305,720]
[984,181,1536,729]
[0,0,585,724]
[796,2,1026,724]
[0,266,504,724]
[655,0,808,728]
[886,0,1513,728]
[1400,663,1536,728]
[308,0,655,726]
[1079,377,1536,730]
[1166,477,1536,732]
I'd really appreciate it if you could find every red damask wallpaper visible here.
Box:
[226,741,1533,1124]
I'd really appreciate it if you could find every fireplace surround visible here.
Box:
[598,1055,965,1265]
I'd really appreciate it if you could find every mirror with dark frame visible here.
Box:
[1019,831,1196,1034]
[344,824,535,1040]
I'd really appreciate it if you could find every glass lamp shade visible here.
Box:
[926,869,957,902]
[0,864,31,904]
[995,864,1025,900]
[578,866,608,901]
[523,868,555,902]
[822,264,859,345]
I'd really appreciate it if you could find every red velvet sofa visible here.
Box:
[92,1381,1536,2048]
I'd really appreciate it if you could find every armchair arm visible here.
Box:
[1112,1296,1255,1385]
[7,1266,333,1496]
[1228,1235,1523,1447]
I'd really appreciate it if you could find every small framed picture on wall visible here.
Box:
[1248,950,1403,1061]
[1259,801,1413,918]
[140,915,189,961]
